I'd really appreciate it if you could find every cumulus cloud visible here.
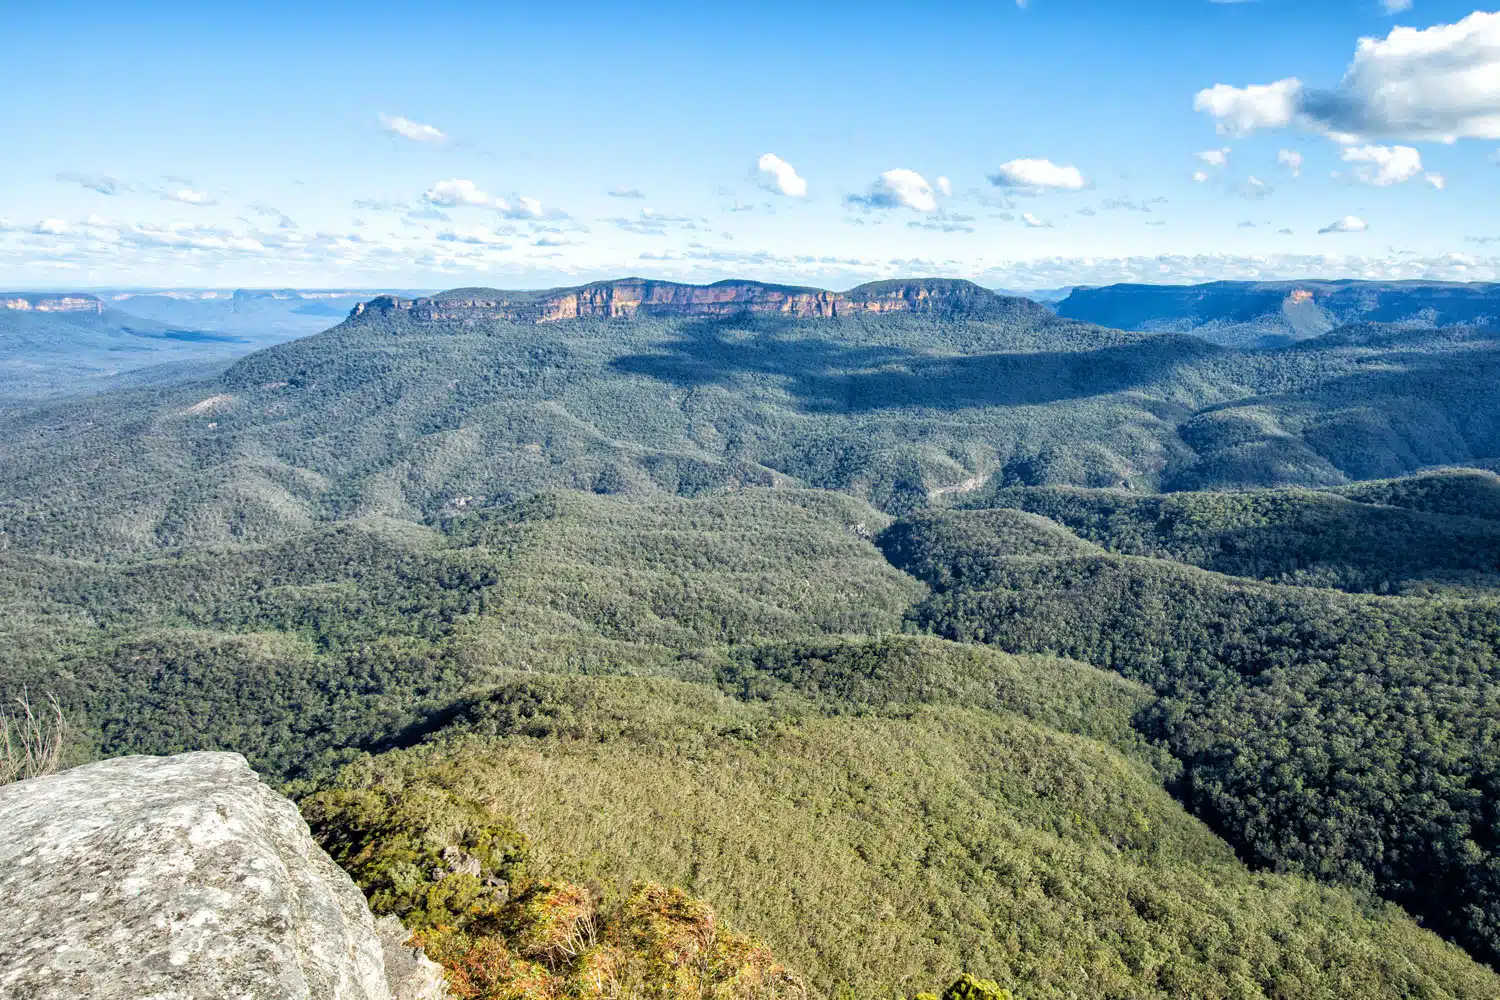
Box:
[1194,79,1303,136]
[511,196,545,219]
[756,154,807,197]
[1196,148,1230,168]
[847,169,938,212]
[1278,149,1304,177]
[936,176,953,196]
[1192,170,1210,183]
[34,218,69,235]
[1315,13,1500,139]
[1426,172,1447,189]
[56,172,123,196]
[164,188,215,206]
[1340,144,1424,185]
[1382,0,1412,12]
[424,179,498,208]
[1319,215,1369,234]
[1022,213,1051,228]
[1197,13,1500,142]
[380,113,447,144]
[989,158,1087,191]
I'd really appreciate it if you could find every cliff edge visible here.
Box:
[0,752,444,1000]
[349,277,1030,326]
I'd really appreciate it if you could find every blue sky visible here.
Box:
[3,0,1499,289]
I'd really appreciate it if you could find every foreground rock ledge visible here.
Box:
[0,751,442,1000]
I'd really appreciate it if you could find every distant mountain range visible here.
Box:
[1055,280,1500,348]
[10,277,1500,399]
[0,288,423,397]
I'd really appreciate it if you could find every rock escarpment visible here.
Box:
[350,277,1019,326]
[0,752,445,1000]
[0,293,104,314]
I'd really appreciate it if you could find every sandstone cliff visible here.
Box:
[0,752,445,1000]
[1,293,104,314]
[350,277,1017,326]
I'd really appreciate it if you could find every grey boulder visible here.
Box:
[0,751,445,1000]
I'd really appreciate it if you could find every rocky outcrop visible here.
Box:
[377,917,448,1000]
[350,277,1014,326]
[0,752,445,1000]
[1,293,104,314]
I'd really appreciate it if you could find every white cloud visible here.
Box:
[1022,212,1051,228]
[989,158,1087,190]
[424,179,501,209]
[756,153,807,197]
[165,188,214,206]
[936,176,952,196]
[848,169,938,212]
[608,186,645,199]
[1426,172,1446,189]
[34,219,69,235]
[1318,13,1500,139]
[1198,13,1500,142]
[1340,143,1423,185]
[1194,79,1303,136]
[380,113,447,144]
[511,196,545,219]
[1196,148,1230,168]
[1277,149,1304,176]
[1192,170,1210,183]
[1319,215,1369,233]
[1382,0,1412,12]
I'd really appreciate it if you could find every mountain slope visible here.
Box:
[881,497,1500,966]
[307,673,1500,1000]
[1056,280,1500,348]
[6,283,1500,556]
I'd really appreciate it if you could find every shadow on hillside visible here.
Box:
[1173,342,1500,488]
[610,317,1214,412]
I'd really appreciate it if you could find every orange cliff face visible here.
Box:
[1,294,104,314]
[350,278,1003,326]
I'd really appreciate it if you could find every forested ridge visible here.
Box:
[7,293,1500,997]
[881,473,1500,968]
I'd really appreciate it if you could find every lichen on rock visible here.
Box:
[0,752,416,999]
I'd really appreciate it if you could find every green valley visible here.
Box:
[7,281,1500,998]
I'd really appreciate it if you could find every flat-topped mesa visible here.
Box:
[350,277,1007,325]
[843,278,1001,314]
[1,293,104,314]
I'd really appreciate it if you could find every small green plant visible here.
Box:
[300,782,528,930]
[942,973,1014,1000]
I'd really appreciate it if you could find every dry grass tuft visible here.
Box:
[0,692,68,786]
